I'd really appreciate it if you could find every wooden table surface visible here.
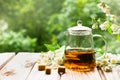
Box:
[0,52,120,80]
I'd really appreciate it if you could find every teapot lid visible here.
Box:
[68,20,92,35]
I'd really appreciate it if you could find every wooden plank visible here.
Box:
[0,53,15,69]
[0,52,39,80]
[62,68,101,80]
[26,63,102,80]
[101,67,120,80]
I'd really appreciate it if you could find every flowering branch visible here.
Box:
[92,2,120,35]
[93,2,120,72]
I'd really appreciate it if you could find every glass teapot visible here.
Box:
[64,21,107,72]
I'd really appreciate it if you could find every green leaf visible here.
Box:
[44,44,55,51]
[117,34,120,41]
[56,44,61,49]
[44,43,61,51]
[107,22,112,34]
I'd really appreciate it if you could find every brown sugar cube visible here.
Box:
[38,64,46,71]
[58,66,66,74]
[45,67,51,75]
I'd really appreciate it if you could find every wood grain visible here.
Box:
[101,67,120,80]
[0,53,15,69]
[0,52,39,80]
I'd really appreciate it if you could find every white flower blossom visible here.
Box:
[97,2,105,10]
[99,24,107,30]
[105,53,113,59]
[43,57,49,64]
[113,28,120,34]
[103,21,109,26]
[96,61,102,66]
[104,6,110,16]
[55,46,65,57]
[116,58,120,63]
[46,51,55,60]
[37,46,65,67]
[99,21,109,30]
[110,58,117,64]
[51,62,58,69]
[97,2,110,16]
[110,15,115,21]
[39,53,46,58]
[54,57,63,65]
[111,24,119,32]
[99,24,105,30]
[92,23,98,29]
[102,59,109,65]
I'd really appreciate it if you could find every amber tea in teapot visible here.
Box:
[64,48,96,72]
[64,21,107,72]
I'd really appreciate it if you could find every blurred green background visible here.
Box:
[0,0,120,53]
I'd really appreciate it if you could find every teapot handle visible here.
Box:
[93,34,108,60]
